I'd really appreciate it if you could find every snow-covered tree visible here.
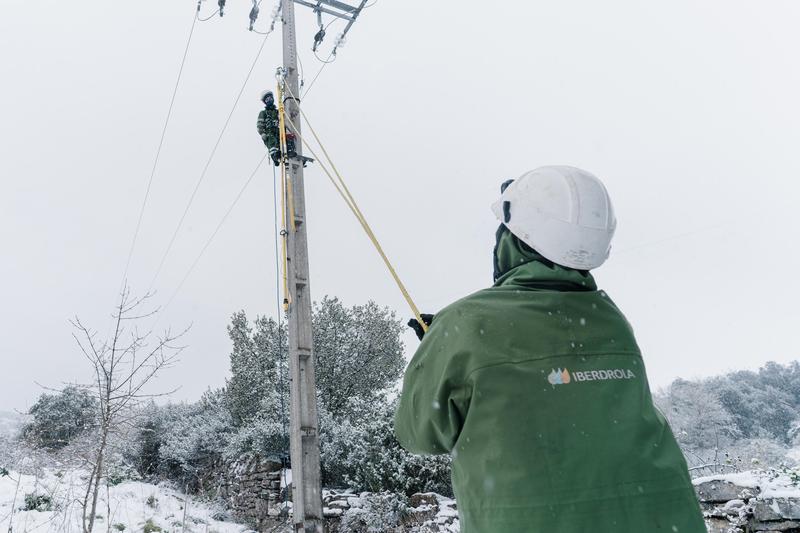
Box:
[226,311,287,426]
[656,378,740,453]
[157,389,234,489]
[22,385,97,449]
[225,298,405,441]
[71,288,186,533]
[312,297,405,419]
[712,371,796,443]
[320,397,452,496]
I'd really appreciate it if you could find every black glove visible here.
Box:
[407,314,435,341]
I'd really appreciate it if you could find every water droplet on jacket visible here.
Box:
[432,400,440,410]
[579,318,586,326]
[479,329,485,335]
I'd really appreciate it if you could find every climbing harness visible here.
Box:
[278,82,428,333]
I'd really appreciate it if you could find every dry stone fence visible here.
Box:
[207,457,800,532]
[697,477,800,532]
[205,455,458,532]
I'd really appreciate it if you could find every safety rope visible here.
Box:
[280,84,428,333]
[271,163,291,518]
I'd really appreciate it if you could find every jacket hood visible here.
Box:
[492,225,597,291]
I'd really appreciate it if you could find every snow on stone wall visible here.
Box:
[695,471,800,532]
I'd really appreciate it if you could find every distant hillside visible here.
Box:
[654,360,800,472]
[0,411,26,439]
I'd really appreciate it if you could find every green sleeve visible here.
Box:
[394,314,472,455]
[257,109,267,135]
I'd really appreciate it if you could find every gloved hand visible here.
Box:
[407,314,434,341]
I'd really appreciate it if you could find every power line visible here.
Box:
[147,28,276,294]
[302,50,335,98]
[117,4,198,299]
[160,154,269,312]
[198,9,220,22]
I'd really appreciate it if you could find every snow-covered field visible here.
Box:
[0,469,251,533]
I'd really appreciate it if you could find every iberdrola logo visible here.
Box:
[548,368,571,385]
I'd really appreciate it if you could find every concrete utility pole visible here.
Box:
[278,1,368,530]
[280,0,324,530]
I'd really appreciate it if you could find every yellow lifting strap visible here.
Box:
[276,81,292,311]
[281,83,428,333]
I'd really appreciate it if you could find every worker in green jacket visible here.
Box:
[257,89,300,167]
[257,90,282,166]
[395,166,706,533]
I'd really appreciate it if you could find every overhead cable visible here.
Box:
[147,26,276,294]
[117,3,198,301]
[161,154,269,312]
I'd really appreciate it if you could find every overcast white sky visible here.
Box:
[2,0,800,411]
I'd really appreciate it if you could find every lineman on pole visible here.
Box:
[395,166,706,532]
[257,89,300,167]
[257,90,282,166]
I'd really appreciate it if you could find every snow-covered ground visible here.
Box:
[0,469,252,533]
[693,469,800,499]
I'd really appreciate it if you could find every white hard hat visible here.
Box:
[260,90,274,102]
[491,166,616,270]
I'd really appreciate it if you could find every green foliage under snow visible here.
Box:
[22,385,97,449]
[123,296,450,496]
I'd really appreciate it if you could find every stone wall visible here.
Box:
[208,459,800,532]
[322,491,458,533]
[697,479,800,532]
[204,456,458,532]
[208,455,288,530]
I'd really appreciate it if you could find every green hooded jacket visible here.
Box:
[394,227,705,532]
[257,105,280,149]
